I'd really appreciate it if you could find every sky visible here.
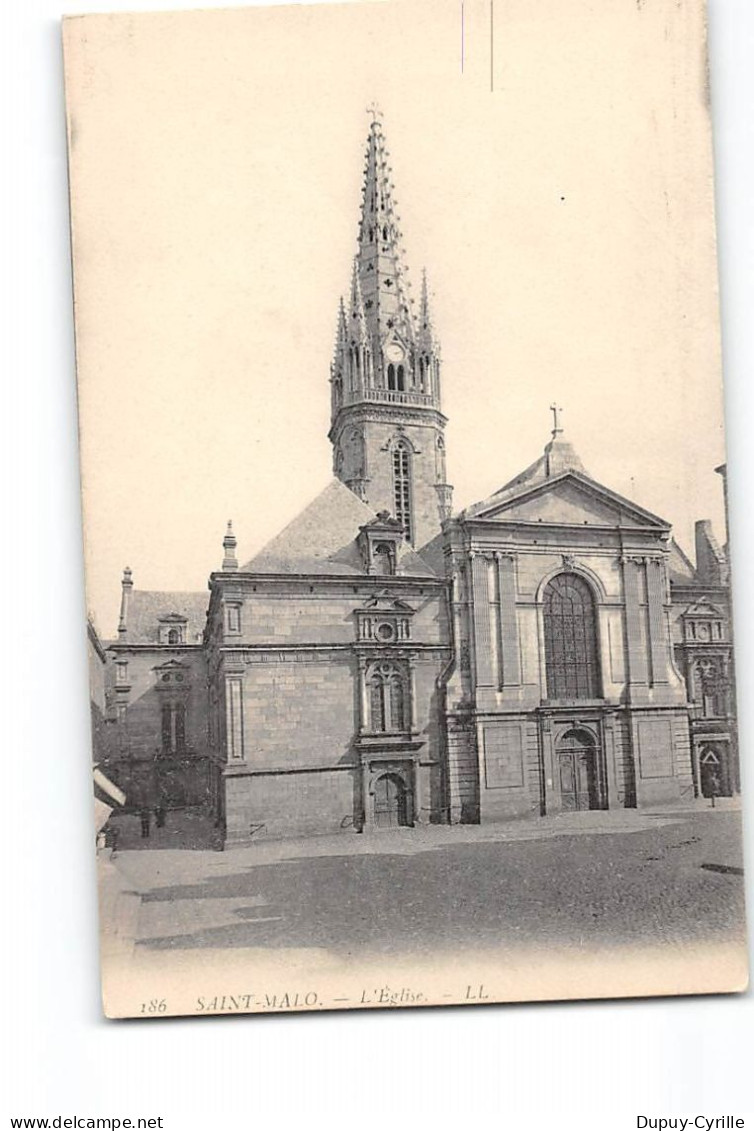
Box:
[63,0,726,637]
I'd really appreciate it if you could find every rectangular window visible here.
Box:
[116,662,128,684]
[161,703,172,751]
[226,604,241,634]
[175,702,186,751]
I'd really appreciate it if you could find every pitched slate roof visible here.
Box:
[122,590,209,644]
[462,434,589,518]
[241,478,439,577]
[668,538,697,585]
[460,431,672,530]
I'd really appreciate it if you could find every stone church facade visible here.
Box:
[96,117,738,843]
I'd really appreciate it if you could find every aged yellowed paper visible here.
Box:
[64,0,747,1019]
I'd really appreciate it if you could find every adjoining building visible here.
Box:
[95,117,737,842]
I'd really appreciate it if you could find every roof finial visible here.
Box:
[366,101,383,127]
[117,566,133,637]
[222,520,238,572]
[550,402,563,437]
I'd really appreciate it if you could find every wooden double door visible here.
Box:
[557,729,602,811]
[373,772,413,828]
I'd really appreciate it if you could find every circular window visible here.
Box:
[161,674,170,682]
[175,674,184,683]
[376,622,395,642]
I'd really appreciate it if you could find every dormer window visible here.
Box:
[357,511,405,573]
[158,614,189,645]
[373,543,395,576]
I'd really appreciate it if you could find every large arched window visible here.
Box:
[368,662,407,733]
[392,441,412,541]
[543,573,600,699]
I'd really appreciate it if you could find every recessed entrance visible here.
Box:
[556,728,601,811]
[373,772,412,828]
[699,745,731,798]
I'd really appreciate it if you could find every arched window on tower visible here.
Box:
[387,363,396,391]
[396,364,405,392]
[393,441,412,542]
[543,573,600,699]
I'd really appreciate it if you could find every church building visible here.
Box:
[98,116,737,843]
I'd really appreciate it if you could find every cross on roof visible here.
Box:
[550,402,563,436]
[366,101,384,124]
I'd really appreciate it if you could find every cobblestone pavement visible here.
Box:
[112,808,747,958]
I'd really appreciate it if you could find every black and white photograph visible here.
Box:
[60,0,749,1020]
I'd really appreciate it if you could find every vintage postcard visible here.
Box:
[63,0,747,1019]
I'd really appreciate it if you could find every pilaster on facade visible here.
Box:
[495,551,521,689]
[224,666,245,764]
[619,554,649,697]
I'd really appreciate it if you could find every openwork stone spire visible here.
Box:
[327,110,452,546]
[329,111,442,424]
[356,113,415,352]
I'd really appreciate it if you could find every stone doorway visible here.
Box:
[699,745,732,798]
[556,728,602,811]
[373,772,413,828]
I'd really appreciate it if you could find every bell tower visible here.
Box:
[328,111,452,549]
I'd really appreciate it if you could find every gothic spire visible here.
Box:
[333,296,348,363]
[348,258,368,346]
[356,113,416,354]
[417,269,437,353]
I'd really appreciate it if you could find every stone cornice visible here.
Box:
[217,642,451,663]
[329,403,448,439]
[209,571,448,590]
[106,642,204,655]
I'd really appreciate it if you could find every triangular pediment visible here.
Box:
[152,659,189,672]
[469,472,669,530]
[359,593,415,613]
[682,597,724,619]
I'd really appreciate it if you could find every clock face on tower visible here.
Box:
[385,343,405,363]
